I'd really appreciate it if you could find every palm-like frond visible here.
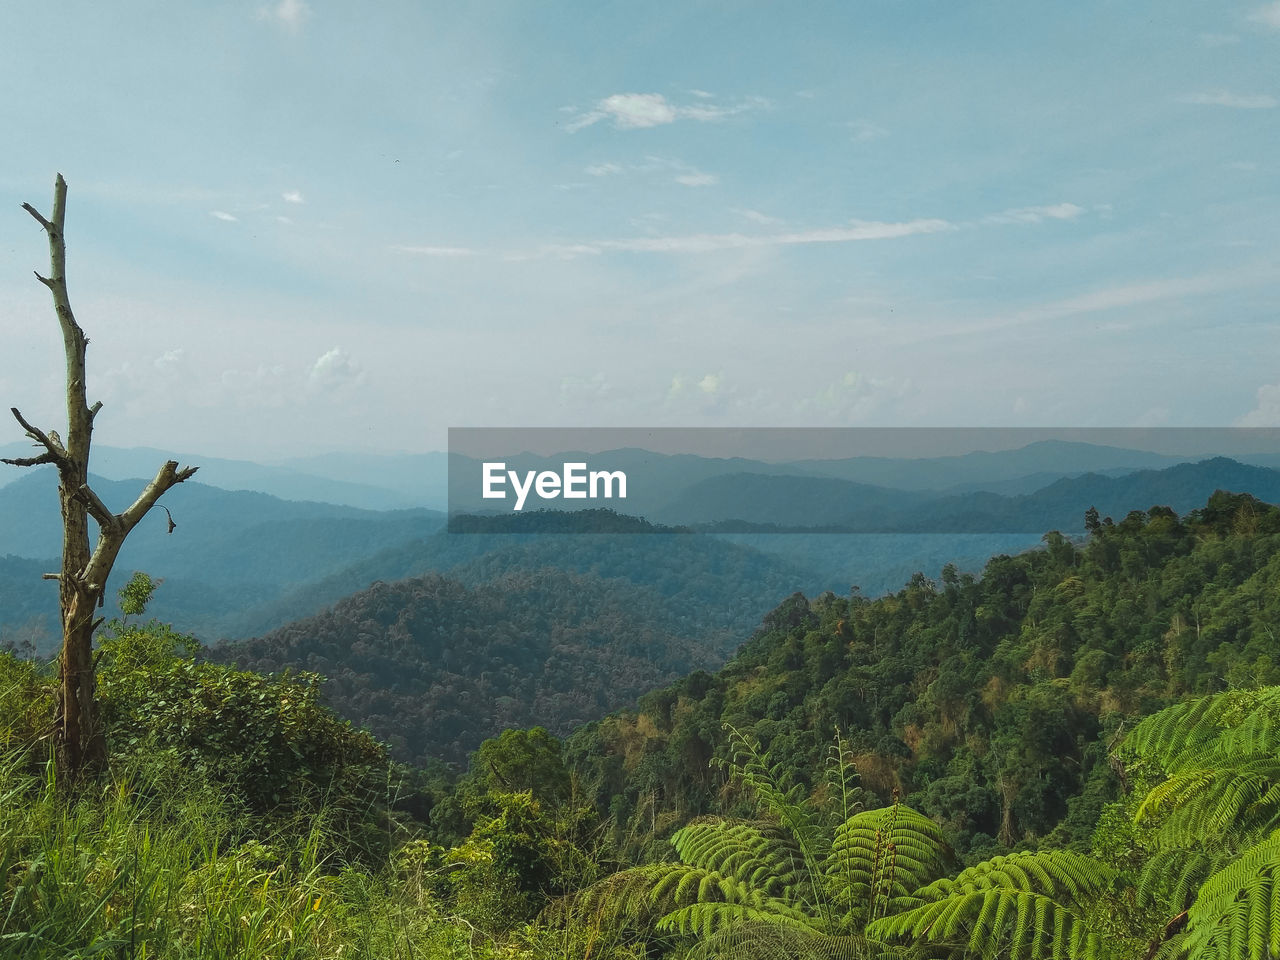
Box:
[1136,847,1228,914]
[1137,758,1280,845]
[825,803,952,924]
[868,850,1118,960]
[657,898,823,939]
[672,819,814,903]
[1124,688,1280,773]
[1181,828,1280,960]
[720,724,831,880]
[1120,686,1280,960]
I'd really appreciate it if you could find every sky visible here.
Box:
[0,1,1277,461]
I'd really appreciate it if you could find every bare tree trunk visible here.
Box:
[2,174,197,783]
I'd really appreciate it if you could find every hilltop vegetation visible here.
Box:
[562,490,1280,862]
[214,567,744,765]
[5,489,1280,958]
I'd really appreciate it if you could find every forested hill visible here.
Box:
[562,491,1280,861]
[224,521,822,643]
[212,567,757,765]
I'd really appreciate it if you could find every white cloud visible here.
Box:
[566,92,768,132]
[666,372,730,408]
[153,348,186,373]
[309,348,363,389]
[282,190,305,204]
[1179,90,1278,109]
[392,245,478,256]
[843,120,889,142]
[689,89,715,99]
[735,208,783,225]
[559,373,612,405]
[986,203,1085,224]
[600,219,953,254]
[570,93,676,131]
[580,156,719,188]
[398,197,1092,262]
[1238,383,1280,426]
[210,211,238,222]
[1249,2,1280,28]
[674,170,718,187]
[217,364,292,409]
[796,371,914,421]
[258,0,310,31]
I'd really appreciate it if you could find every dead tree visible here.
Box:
[2,174,197,782]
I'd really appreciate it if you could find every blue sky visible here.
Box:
[0,1,1277,459]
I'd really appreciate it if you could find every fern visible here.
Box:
[719,724,831,887]
[1119,685,1280,960]
[671,820,814,903]
[868,850,1118,960]
[1124,688,1280,773]
[825,802,952,925]
[658,899,821,939]
[692,922,884,960]
[1138,758,1280,845]
[573,728,952,956]
[1136,847,1225,913]
[1181,828,1280,960]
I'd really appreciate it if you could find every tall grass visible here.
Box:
[0,645,640,959]
[1,751,417,958]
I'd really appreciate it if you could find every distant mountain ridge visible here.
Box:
[651,457,1280,532]
[0,442,427,510]
[0,471,444,645]
[5,443,1280,650]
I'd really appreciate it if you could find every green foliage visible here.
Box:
[827,804,951,927]
[442,789,604,934]
[214,567,766,767]
[576,726,954,957]
[566,495,1280,860]
[868,850,1119,959]
[96,620,390,861]
[0,648,53,765]
[116,570,158,618]
[1105,685,1280,960]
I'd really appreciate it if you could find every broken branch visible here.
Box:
[8,407,68,461]
[75,483,118,532]
[21,202,54,233]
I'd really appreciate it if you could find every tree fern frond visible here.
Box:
[1124,688,1280,771]
[825,803,952,921]
[569,863,674,929]
[905,850,1115,912]
[657,898,821,939]
[672,820,813,901]
[868,887,1113,960]
[1183,829,1280,960]
[720,723,831,874]
[1138,759,1280,845]
[1137,848,1223,912]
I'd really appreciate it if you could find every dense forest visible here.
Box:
[4,489,1280,958]
[213,567,741,765]
[562,490,1280,863]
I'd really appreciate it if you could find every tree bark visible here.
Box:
[2,175,197,783]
